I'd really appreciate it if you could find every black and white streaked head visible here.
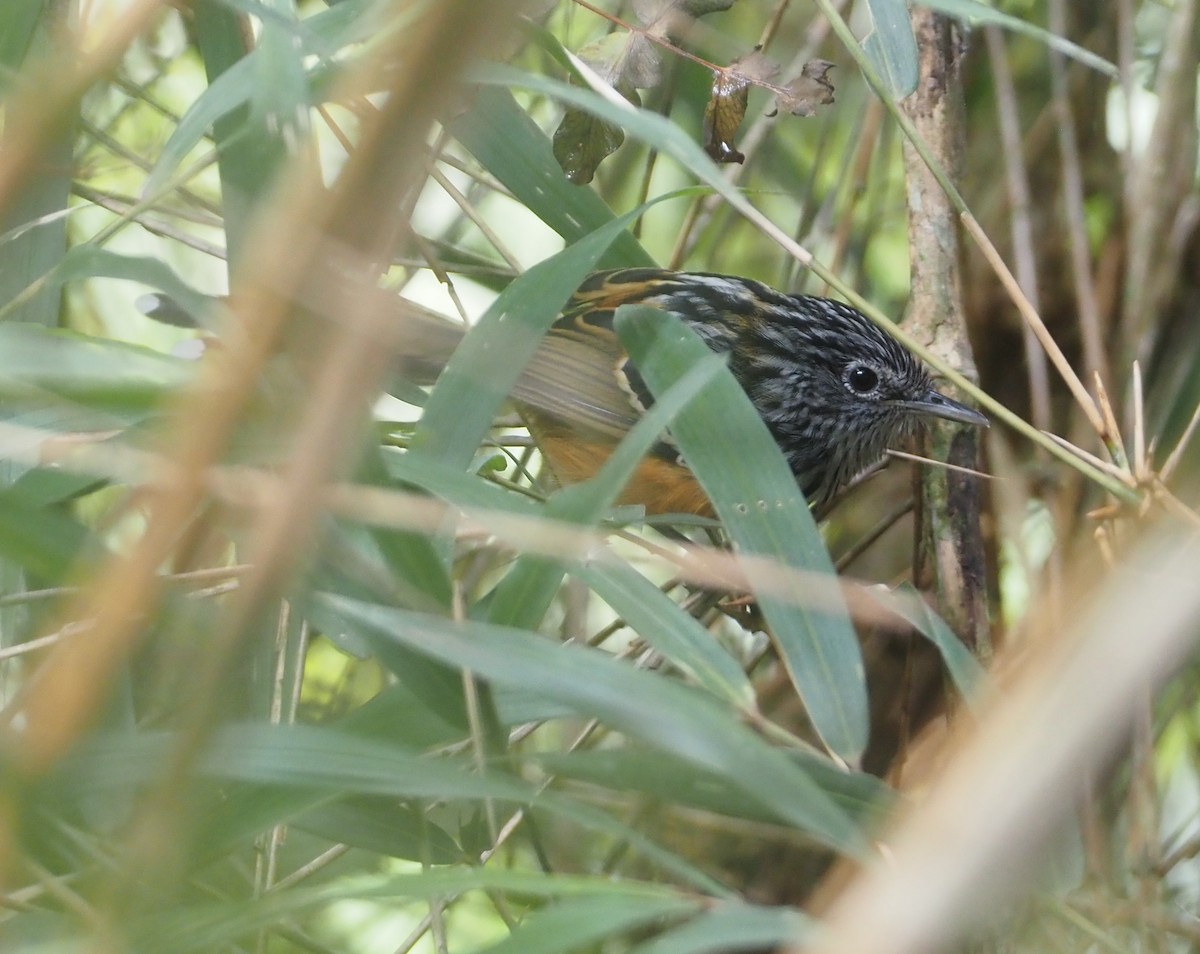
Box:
[573,269,987,506]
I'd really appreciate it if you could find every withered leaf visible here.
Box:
[703,67,749,163]
[728,47,780,86]
[702,50,777,164]
[617,33,662,90]
[553,0,738,183]
[574,31,662,89]
[633,0,737,28]
[775,58,836,117]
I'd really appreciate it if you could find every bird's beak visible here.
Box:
[894,390,989,428]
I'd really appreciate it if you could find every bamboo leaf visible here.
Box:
[410,205,647,470]
[862,0,919,98]
[615,304,868,764]
[475,896,698,954]
[317,593,868,855]
[0,324,189,409]
[570,559,756,707]
[533,746,892,823]
[630,904,813,954]
[876,583,986,696]
[450,87,654,268]
[483,352,724,629]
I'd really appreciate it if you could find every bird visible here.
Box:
[387,267,987,515]
[141,267,987,515]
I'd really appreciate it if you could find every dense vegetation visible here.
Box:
[1,1,1198,951]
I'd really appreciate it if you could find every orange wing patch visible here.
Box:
[533,427,712,517]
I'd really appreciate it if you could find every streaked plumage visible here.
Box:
[510,269,985,511]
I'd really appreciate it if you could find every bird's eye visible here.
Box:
[845,364,880,395]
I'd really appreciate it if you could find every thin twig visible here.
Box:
[1159,397,1200,484]
[885,449,993,482]
[984,26,1051,431]
[1047,0,1108,388]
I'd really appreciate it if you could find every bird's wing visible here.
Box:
[513,322,640,442]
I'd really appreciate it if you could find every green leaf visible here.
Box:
[247,0,310,167]
[294,798,463,864]
[353,446,453,609]
[194,0,311,261]
[475,896,698,954]
[70,723,535,800]
[0,481,92,580]
[630,903,813,954]
[0,246,214,325]
[11,464,105,507]
[862,0,919,99]
[468,66,776,248]
[65,723,729,896]
[130,869,695,954]
[615,304,868,764]
[142,53,251,201]
[450,87,654,268]
[672,0,737,15]
[534,746,892,824]
[149,0,372,200]
[378,440,755,709]
[0,2,70,329]
[484,350,724,630]
[410,204,648,470]
[0,1,44,83]
[875,583,986,696]
[570,560,755,707]
[338,674,469,747]
[318,594,868,855]
[0,324,189,410]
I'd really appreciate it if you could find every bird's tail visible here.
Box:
[139,290,469,386]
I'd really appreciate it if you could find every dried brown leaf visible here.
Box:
[617,33,662,89]
[703,67,749,163]
[775,58,836,117]
[575,31,661,89]
[728,47,780,86]
[702,50,777,164]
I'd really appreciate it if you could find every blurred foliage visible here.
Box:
[0,1,1197,953]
